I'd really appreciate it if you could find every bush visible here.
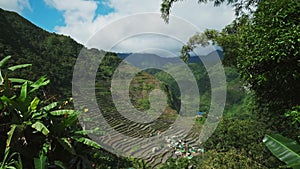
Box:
[193,149,267,169]
[159,149,268,169]
[0,56,102,168]
[202,118,282,168]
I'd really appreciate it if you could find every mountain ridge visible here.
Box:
[0,8,82,98]
[117,49,223,67]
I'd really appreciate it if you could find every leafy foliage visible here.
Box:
[159,149,267,169]
[202,118,282,168]
[179,29,219,63]
[0,56,104,168]
[263,134,300,169]
[236,0,300,134]
[179,15,249,67]
[154,63,250,118]
[195,149,267,169]
[285,106,300,125]
[0,147,23,169]
[159,0,300,168]
[175,0,300,133]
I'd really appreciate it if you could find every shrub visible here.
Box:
[0,56,102,168]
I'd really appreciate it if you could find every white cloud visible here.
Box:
[171,0,235,30]
[44,0,98,43]
[107,0,161,14]
[0,0,31,13]
[44,0,235,55]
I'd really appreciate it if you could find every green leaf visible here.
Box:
[1,147,10,168]
[29,76,50,94]
[24,97,42,119]
[50,110,74,116]
[1,95,12,103]
[8,78,33,84]
[263,134,300,169]
[6,167,17,169]
[62,113,78,127]
[31,121,49,135]
[57,138,76,155]
[41,142,50,155]
[34,155,47,169]
[0,56,11,68]
[11,152,23,169]
[8,64,32,71]
[72,137,101,149]
[54,161,67,169]
[19,81,28,102]
[28,97,40,113]
[0,69,3,85]
[42,102,58,111]
[6,125,17,147]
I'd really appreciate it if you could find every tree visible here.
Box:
[179,15,249,66]
[237,0,300,130]
[179,29,219,62]
[162,0,300,134]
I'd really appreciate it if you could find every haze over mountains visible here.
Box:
[117,50,223,68]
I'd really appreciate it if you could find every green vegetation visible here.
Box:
[238,0,300,133]
[0,56,104,168]
[159,0,300,168]
[1,0,299,167]
[95,51,179,138]
[0,55,138,168]
[152,63,251,119]
[173,0,300,131]
[0,8,82,99]
[263,134,300,169]
[159,149,268,169]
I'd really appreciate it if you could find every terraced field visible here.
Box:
[83,57,202,166]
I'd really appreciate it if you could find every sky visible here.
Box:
[0,0,236,56]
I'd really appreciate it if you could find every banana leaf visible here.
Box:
[263,134,300,169]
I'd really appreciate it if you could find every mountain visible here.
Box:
[188,50,223,63]
[0,8,82,98]
[117,50,224,68]
[117,53,182,68]
[0,8,180,109]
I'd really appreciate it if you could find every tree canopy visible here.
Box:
[165,0,300,126]
[238,0,300,115]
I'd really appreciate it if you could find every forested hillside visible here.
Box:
[0,8,82,98]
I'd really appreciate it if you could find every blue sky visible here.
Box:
[22,0,65,32]
[0,0,235,54]
[21,0,114,32]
